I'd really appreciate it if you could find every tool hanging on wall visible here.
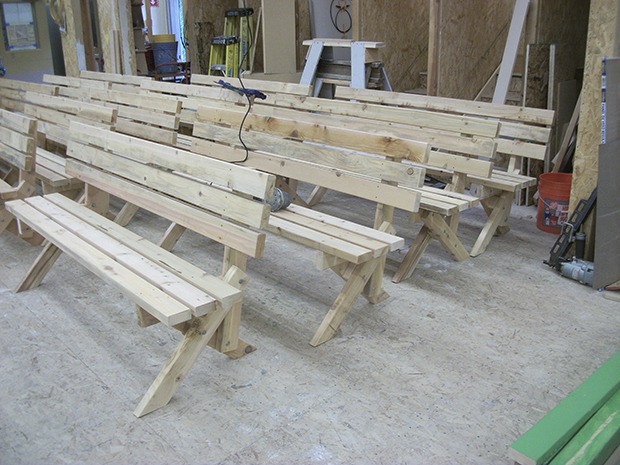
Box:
[330,0,352,35]
[47,0,66,32]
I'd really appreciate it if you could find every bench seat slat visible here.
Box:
[267,215,375,264]
[25,195,221,317]
[284,204,404,251]
[45,193,243,310]
[274,208,390,257]
[6,198,193,327]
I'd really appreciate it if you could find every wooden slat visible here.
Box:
[0,109,37,135]
[0,141,33,172]
[65,160,266,258]
[67,141,270,229]
[196,104,431,162]
[191,74,312,96]
[426,150,493,177]
[25,195,220,316]
[80,70,151,86]
[191,136,422,212]
[193,119,426,187]
[509,351,620,465]
[6,198,192,327]
[335,86,555,125]
[267,215,374,264]
[24,91,117,123]
[46,193,243,310]
[69,122,275,200]
[284,204,404,250]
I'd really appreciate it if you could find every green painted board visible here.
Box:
[509,351,620,465]
[549,388,620,465]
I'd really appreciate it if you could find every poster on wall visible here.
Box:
[2,2,38,50]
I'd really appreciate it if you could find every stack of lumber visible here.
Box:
[510,351,620,465]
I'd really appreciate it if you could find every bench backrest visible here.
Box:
[79,70,152,92]
[191,105,425,214]
[66,121,275,259]
[335,86,555,172]
[0,109,37,174]
[190,74,313,96]
[56,85,182,146]
[0,78,57,112]
[23,91,117,149]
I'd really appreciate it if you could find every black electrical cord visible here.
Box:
[330,0,352,34]
[233,0,254,164]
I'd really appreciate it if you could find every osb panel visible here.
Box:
[360,0,428,92]
[97,0,118,73]
[525,43,549,109]
[536,0,590,85]
[438,0,513,99]
[571,0,618,209]
[61,0,81,76]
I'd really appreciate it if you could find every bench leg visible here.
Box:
[159,222,187,251]
[16,242,63,292]
[5,219,45,246]
[393,212,469,283]
[470,191,513,257]
[310,257,381,347]
[392,227,432,283]
[481,196,511,235]
[306,186,328,207]
[133,305,231,417]
[208,248,250,356]
[134,265,247,417]
[114,202,140,227]
[0,209,13,234]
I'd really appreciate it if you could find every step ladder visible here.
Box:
[208,8,254,78]
[300,39,392,98]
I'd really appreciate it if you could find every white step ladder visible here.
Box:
[300,38,392,97]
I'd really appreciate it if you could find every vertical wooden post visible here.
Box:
[351,0,361,41]
[427,0,440,96]
[79,0,97,70]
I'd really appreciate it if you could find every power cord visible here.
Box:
[234,1,254,164]
[330,0,352,35]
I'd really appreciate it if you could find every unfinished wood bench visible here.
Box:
[195,101,489,283]
[183,105,424,345]
[334,87,555,257]
[0,78,57,112]
[5,120,276,417]
[0,109,40,243]
[79,70,153,92]
[23,90,118,197]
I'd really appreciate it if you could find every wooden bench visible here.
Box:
[334,87,556,257]
[23,91,117,197]
[0,78,57,112]
[509,351,620,465]
[194,100,489,282]
[184,104,426,345]
[79,70,152,92]
[0,109,40,243]
[5,120,275,417]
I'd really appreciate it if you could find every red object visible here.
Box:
[536,173,572,234]
[150,0,159,6]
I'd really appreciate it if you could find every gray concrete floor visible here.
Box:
[1,187,618,465]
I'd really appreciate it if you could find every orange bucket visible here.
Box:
[537,173,572,234]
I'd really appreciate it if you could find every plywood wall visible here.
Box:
[438,0,513,99]
[536,0,590,85]
[359,0,428,92]
[571,0,619,208]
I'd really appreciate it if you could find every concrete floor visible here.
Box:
[1,187,618,465]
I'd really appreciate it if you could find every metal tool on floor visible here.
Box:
[544,189,597,285]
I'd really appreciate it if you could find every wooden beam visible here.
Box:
[427,0,440,96]
[509,351,620,465]
[492,0,529,104]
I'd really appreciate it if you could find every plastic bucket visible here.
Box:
[537,172,572,234]
[151,40,178,74]
[150,34,175,43]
